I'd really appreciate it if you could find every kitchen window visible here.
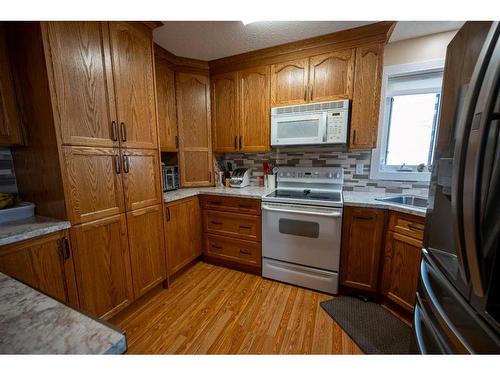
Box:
[370,60,444,181]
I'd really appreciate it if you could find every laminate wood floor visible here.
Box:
[110,261,363,354]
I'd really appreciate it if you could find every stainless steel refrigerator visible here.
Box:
[413,21,500,353]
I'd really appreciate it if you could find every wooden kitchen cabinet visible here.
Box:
[350,43,384,149]
[340,207,386,293]
[61,146,125,224]
[121,148,162,211]
[0,23,23,146]
[0,230,78,305]
[126,204,166,298]
[309,50,355,102]
[70,214,134,319]
[211,71,238,152]
[164,196,202,276]
[155,55,178,151]
[109,22,158,150]
[271,58,309,106]
[176,72,213,187]
[238,66,270,152]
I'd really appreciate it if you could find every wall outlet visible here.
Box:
[355,162,364,175]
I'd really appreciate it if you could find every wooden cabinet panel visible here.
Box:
[340,207,386,292]
[381,231,423,312]
[126,204,166,298]
[205,233,261,267]
[109,22,157,149]
[309,49,354,102]
[211,72,238,152]
[62,146,124,224]
[0,23,23,145]
[43,22,117,148]
[0,231,73,303]
[350,44,383,149]
[121,148,162,211]
[176,72,212,187]
[200,195,261,215]
[154,56,178,151]
[203,210,261,242]
[165,197,202,276]
[238,66,270,152]
[271,58,309,106]
[70,214,134,319]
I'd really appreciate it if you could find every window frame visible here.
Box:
[370,60,445,182]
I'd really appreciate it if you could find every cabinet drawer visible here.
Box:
[388,212,425,241]
[204,210,261,241]
[200,195,261,215]
[204,234,261,267]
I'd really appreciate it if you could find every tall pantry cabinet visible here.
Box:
[8,22,166,320]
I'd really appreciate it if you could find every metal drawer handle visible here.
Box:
[114,154,121,174]
[353,215,373,221]
[120,122,127,142]
[111,121,118,141]
[239,205,252,209]
[239,225,252,229]
[123,154,130,173]
[210,201,221,205]
[211,245,222,250]
[262,204,342,218]
[408,223,424,231]
[211,221,222,225]
[239,249,251,255]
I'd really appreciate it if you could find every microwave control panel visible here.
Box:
[326,111,348,143]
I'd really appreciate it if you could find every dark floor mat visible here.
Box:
[320,296,412,354]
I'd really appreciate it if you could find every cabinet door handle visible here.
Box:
[211,244,222,250]
[120,122,127,142]
[239,249,251,255]
[239,136,242,149]
[234,136,238,150]
[123,154,130,173]
[210,201,221,205]
[304,85,308,101]
[175,135,179,149]
[352,129,357,145]
[111,121,118,141]
[211,221,222,225]
[114,154,121,174]
[239,225,252,229]
[239,204,251,209]
[165,207,170,222]
[354,215,373,221]
[309,84,313,100]
[61,237,71,260]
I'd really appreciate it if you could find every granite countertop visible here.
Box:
[0,272,126,354]
[164,186,427,217]
[0,216,71,247]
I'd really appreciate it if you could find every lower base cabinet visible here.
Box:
[0,230,78,305]
[70,214,135,319]
[164,196,202,276]
[127,204,166,297]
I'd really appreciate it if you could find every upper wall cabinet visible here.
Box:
[0,23,23,146]
[109,22,158,150]
[211,66,270,153]
[271,58,309,107]
[309,50,355,102]
[350,43,384,149]
[176,72,213,187]
[154,56,178,151]
[44,22,158,149]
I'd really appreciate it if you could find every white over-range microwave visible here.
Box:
[270,99,349,146]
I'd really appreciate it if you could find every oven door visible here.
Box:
[262,202,342,271]
[271,112,327,146]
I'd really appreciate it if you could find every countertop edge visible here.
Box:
[0,219,71,247]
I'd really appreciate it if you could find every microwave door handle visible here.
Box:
[262,204,342,218]
[321,112,328,142]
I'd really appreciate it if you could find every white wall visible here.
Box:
[384,30,458,66]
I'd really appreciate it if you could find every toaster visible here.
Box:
[229,168,251,188]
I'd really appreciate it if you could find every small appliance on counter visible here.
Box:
[229,168,251,188]
[162,164,179,192]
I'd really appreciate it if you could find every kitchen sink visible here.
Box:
[375,195,428,208]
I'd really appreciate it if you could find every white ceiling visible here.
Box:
[153,21,464,61]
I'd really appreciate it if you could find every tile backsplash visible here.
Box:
[219,147,430,196]
[0,147,18,194]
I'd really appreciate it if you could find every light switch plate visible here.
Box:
[355,162,364,175]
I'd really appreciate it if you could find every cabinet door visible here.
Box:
[165,197,202,276]
[0,23,23,145]
[350,44,383,149]
[0,231,71,302]
[109,22,158,149]
[340,207,386,292]
[176,72,213,187]
[121,148,162,211]
[126,204,166,297]
[381,231,423,312]
[43,22,118,148]
[70,214,134,319]
[271,58,309,106]
[211,72,238,152]
[309,49,355,102]
[238,66,270,152]
[154,56,178,151]
[62,146,124,224]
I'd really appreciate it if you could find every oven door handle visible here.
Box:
[262,204,342,218]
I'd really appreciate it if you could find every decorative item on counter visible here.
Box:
[0,192,21,209]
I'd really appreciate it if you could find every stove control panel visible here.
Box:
[277,167,344,185]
